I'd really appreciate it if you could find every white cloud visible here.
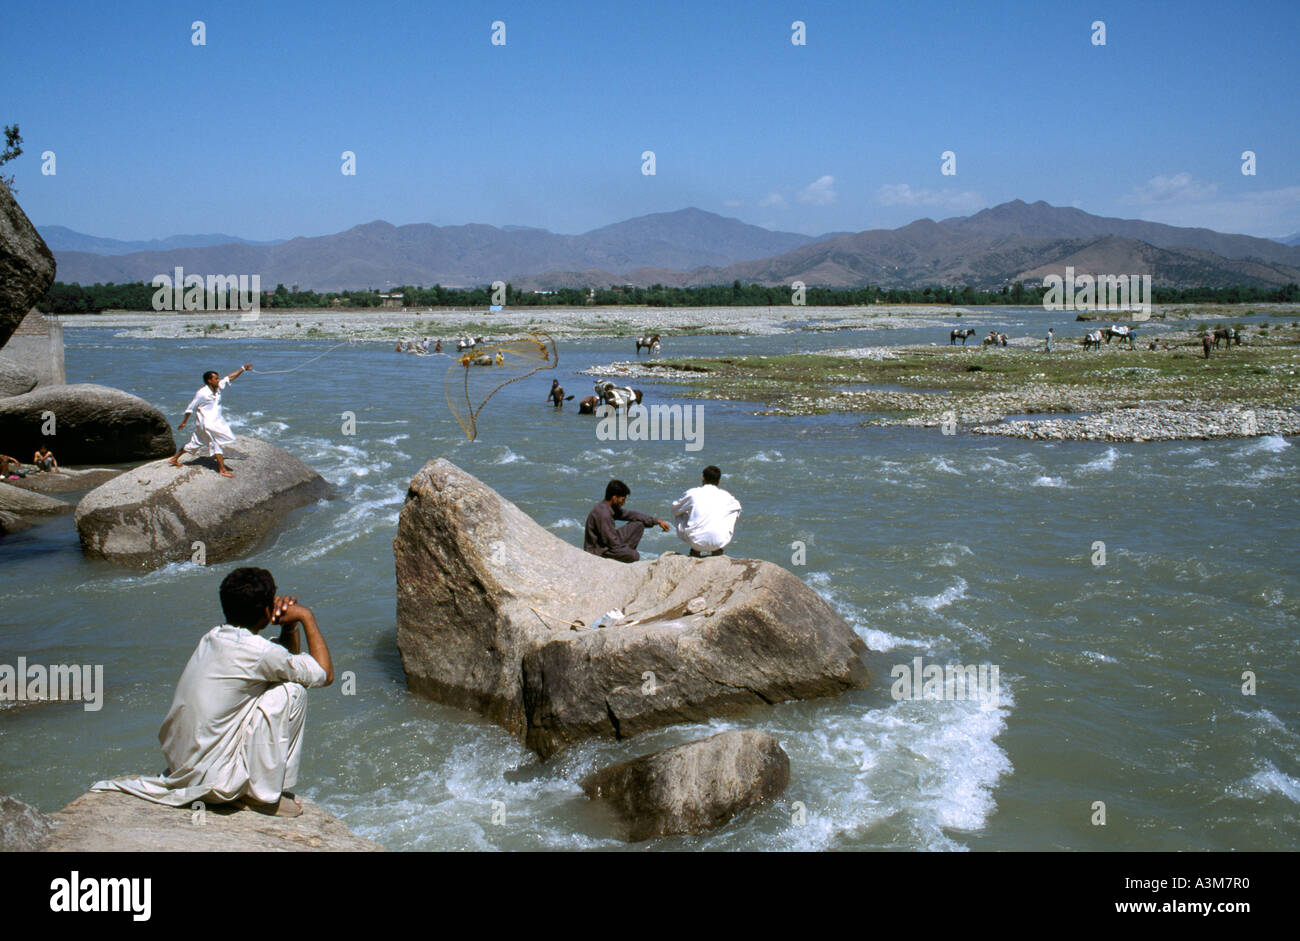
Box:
[1130,185,1300,238]
[797,175,837,206]
[874,183,985,213]
[758,191,787,208]
[1126,172,1219,204]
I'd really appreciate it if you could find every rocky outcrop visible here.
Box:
[4,466,121,496]
[581,730,790,841]
[0,794,56,851]
[75,437,331,569]
[0,352,37,397]
[0,482,72,533]
[0,383,174,463]
[394,459,869,758]
[0,184,56,349]
[41,790,381,852]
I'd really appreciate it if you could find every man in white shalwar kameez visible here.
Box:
[672,465,742,558]
[167,363,252,477]
[92,567,334,817]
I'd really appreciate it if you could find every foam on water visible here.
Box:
[1238,761,1300,805]
[770,685,1015,851]
[1236,434,1290,456]
[911,577,969,613]
[491,448,527,465]
[1078,446,1122,473]
[1032,475,1067,488]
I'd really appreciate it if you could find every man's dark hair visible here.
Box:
[203,370,218,383]
[220,567,275,628]
[605,479,630,500]
[702,465,721,485]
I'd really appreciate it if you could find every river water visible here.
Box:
[1,317,1297,851]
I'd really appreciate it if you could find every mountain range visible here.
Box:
[39,226,284,256]
[43,201,1300,292]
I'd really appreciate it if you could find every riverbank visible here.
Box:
[53,302,1300,342]
[585,323,1300,442]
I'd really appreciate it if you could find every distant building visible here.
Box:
[378,292,405,309]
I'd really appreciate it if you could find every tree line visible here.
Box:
[36,278,1300,314]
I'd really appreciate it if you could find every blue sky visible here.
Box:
[3,0,1297,240]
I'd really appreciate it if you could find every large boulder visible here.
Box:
[42,790,381,852]
[0,481,72,534]
[0,352,36,397]
[0,184,56,349]
[75,437,331,569]
[0,793,57,851]
[394,459,869,758]
[581,730,790,841]
[0,383,174,463]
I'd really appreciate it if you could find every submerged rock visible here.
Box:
[0,383,174,463]
[0,184,56,348]
[42,790,381,852]
[581,730,790,841]
[0,481,72,534]
[74,437,330,569]
[394,459,869,758]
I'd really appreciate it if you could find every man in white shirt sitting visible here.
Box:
[92,567,334,818]
[671,465,742,558]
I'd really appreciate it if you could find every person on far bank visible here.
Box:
[1045,327,1055,353]
[168,363,252,477]
[584,479,668,563]
[672,465,742,558]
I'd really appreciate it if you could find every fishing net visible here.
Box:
[444,333,557,440]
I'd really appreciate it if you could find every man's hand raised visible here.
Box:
[272,595,303,624]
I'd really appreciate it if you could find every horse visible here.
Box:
[1103,324,1134,347]
[594,380,643,411]
[982,331,1008,347]
[1083,330,1104,350]
[950,328,976,345]
[1212,327,1239,348]
[577,395,600,415]
[457,336,485,352]
[636,334,662,354]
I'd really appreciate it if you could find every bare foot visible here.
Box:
[219,470,234,478]
[167,459,181,467]
[238,794,302,817]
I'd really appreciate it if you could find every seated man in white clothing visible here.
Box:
[92,567,334,818]
[671,465,742,558]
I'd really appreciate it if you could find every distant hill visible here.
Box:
[523,202,1300,291]
[39,225,283,255]
[1278,232,1300,247]
[48,201,1300,291]
[49,209,826,291]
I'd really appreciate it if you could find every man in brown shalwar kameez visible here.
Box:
[583,479,668,563]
